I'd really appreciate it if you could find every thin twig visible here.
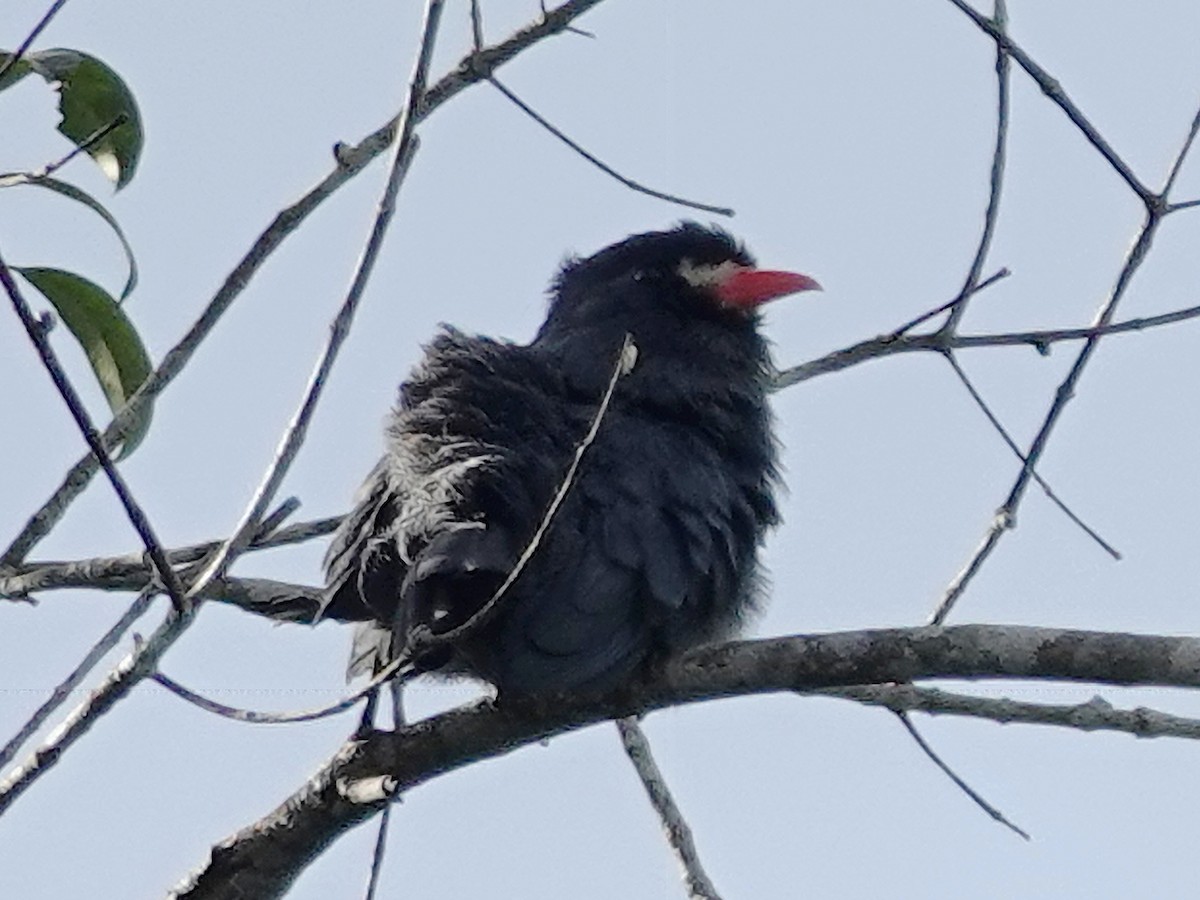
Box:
[617,717,724,900]
[181,3,441,598]
[0,516,339,601]
[944,0,1009,332]
[36,113,128,179]
[253,496,301,540]
[894,711,1030,840]
[945,304,1200,348]
[1161,97,1200,197]
[945,0,1154,206]
[820,683,1200,742]
[1,0,608,569]
[942,352,1120,559]
[469,0,484,50]
[0,606,193,817]
[0,586,156,772]
[0,251,188,610]
[930,209,1162,624]
[891,268,1009,337]
[488,76,735,217]
[148,670,372,724]
[771,296,1200,391]
[364,805,392,900]
[0,0,71,84]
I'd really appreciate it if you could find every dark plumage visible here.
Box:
[321,223,820,696]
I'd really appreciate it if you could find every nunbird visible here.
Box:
[321,223,820,697]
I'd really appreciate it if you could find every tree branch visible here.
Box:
[943,0,1008,332]
[821,683,1200,741]
[0,516,338,603]
[0,0,70,84]
[945,0,1154,205]
[181,0,439,597]
[169,624,1200,897]
[893,710,1029,840]
[0,586,156,772]
[617,717,724,900]
[941,351,1119,559]
[771,298,1200,391]
[930,207,1163,624]
[487,76,734,217]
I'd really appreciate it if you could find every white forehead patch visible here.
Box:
[676,258,743,290]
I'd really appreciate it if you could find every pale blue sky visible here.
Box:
[4,2,1200,897]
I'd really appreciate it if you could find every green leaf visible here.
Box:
[0,49,144,189]
[0,55,32,92]
[0,172,138,300]
[16,267,154,457]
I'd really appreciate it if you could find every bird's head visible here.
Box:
[546,222,820,324]
[535,223,820,375]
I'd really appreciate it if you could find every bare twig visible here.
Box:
[0,516,338,601]
[1161,98,1200,197]
[943,304,1200,348]
[182,5,440,597]
[2,0,609,569]
[946,0,1154,205]
[771,296,1200,391]
[891,268,1009,337]
[820,683,1200,742]
[0,0,71,84]
[0,606,192,817]
[364,805,392,900]
[918,47,1161,826]
[894,710,1030,840]
[944,0,1009,332]
[488,76,735,217]
[148,670,370,724]
[930,209,1162,624]
[0,251,188,610]
[942,352,1120,559]
[469,0,484,51]
[0,586,156,772]
[617,717,724,900]
[254,496,302,541]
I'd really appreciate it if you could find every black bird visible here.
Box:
[321,223,820,697]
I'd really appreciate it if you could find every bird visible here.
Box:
[320,222,821,698]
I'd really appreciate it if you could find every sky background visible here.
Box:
[4,1,1200,897]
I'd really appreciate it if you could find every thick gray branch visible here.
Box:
[169,624,1200,898]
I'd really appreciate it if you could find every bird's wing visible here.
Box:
[321,329,569,679]
[319,457,402,623]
